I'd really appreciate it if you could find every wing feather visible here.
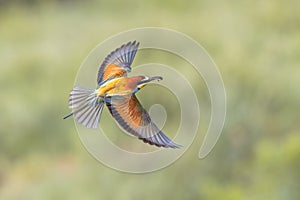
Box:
[97,41,140,85]
[106,95,181,148]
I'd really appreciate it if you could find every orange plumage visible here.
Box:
[64,41,181,148]
[102,64,127,81]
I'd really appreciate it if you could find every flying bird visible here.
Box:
[64,41,181,148]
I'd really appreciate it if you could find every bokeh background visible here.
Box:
[1,0,300,199]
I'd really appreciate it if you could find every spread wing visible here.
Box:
[97,41,140,85]
[106,94,181,148]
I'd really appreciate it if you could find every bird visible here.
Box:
[64,41,181,148]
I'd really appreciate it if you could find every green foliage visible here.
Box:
[0,0,299,199]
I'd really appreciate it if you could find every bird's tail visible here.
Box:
[63,86,104,128]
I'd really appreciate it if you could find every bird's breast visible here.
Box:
[97,76,143,97]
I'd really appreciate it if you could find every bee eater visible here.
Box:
[64,41,181,148]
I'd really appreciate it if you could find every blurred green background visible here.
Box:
[1,0,300,199]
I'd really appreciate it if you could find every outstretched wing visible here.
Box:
[106,94,181,148]
[97,41,140,85]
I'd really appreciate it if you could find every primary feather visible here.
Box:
[97,41,140,85]
[106,94,181,148]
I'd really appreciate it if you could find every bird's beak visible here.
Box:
[137,76,163,90]
[149,76,163,81]
[139,76,163,85]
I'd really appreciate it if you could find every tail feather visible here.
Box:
[64,86,104,128]
[63,113,73,119]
